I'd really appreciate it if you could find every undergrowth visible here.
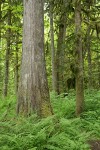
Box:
[0,90,100,150]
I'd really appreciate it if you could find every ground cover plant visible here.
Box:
[0,90,100,150]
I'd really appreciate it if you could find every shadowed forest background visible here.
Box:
[0,0,100,150]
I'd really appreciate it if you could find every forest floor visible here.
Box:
[88,140,100,150]
[0,89,100,150]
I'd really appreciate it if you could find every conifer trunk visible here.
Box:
[56,14,66,94]
[86,3,92,89]
[15,34,19,95]
[17,0,53,117]
[3,0,11,97]
[0,0,1,40]
[75,0,84,116]
[50,2,57,93]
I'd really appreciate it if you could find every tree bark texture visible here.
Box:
[97,53,100,88]
[87,27,92,89]
[0,0,2,93]
[86,4,92,89]
[49,2,57,93]
[56,13,66,94]
[0,0,1,40]
[17,0,53,117]
[15,34,19,95]
[98,56,100,89]
[3,0,11,97]
[75,0,84,116]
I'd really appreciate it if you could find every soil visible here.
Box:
[88,140,100,150]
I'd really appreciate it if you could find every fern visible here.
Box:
[0,90,100,150]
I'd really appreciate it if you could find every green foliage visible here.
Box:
[50,91,76,118]
[0,116,90,150]
[0,90,100,150]
[0,95,16,120]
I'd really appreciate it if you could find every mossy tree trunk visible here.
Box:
[0,0,2,92]
[49,2,57,93]
[3,0,11,97]
[15,34,19,95]
[56,13,66,95]
[17,0,53,117]
[75,0,84,116]
[0,0,1,40]
[87,4,92,89]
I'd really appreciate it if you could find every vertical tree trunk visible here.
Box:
[3,0,11,97]
[98,56,100,89]
[0,0,2,93]
[87,26,92,89]
[56,14,66,94]
[17,0,53,117]
[98,54,100,88]
[75,0,84,116]
[86,3,92,89]
[15,34,19,95]
[49,2,57,93]
[0,0,1,40]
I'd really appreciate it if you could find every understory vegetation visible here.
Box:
[0,90,100,150]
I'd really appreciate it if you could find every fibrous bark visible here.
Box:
[17,0,53,117]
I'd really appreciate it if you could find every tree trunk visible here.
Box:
[75,0,84,116]
[96,52,100,88]
[87,26,92,89]
[98,57,100,88]
[17,0,53,117]
[15,34,19,95]
[0,0,1,40]
[3,0,11,97]
[0,0,2,93]
[56,14,66,94]
[86,4,92,89]
[49,2,57,93]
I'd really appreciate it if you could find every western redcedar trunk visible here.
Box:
[17,0,53,117]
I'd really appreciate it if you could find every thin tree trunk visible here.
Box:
[15,34,19,95]
[0,0,2,93]
[98,59,100,89]
[3,0,11,97]
[87,27,92,89]
[98,55,100,88]
[75,0,84,116]
[0,0,1,40]
[86,4,92,89]
[56,13,66,94]
[17,0,53,117]
[49,2,57,93]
